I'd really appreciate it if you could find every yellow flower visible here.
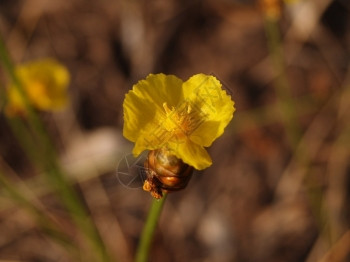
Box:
[260,0,282,20]
[260,0,301,20]
[123,73,235,170]
[5,58,70,116]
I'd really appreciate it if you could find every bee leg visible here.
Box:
[143,176,163,199]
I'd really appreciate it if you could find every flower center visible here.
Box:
[162,102,195,139]
[27,81,51,108]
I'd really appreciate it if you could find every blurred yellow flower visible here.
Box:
[5,58,70,116]
[260,0,282,20]
[260,0,300,20]
[123,73,235,170]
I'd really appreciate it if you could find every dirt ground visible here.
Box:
[0,0,350,261]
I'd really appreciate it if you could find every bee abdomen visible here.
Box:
[143,148,194,198]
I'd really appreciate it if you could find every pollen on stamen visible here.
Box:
[187,104,192,114]
[163,102,172,115]
[162,102,197,138]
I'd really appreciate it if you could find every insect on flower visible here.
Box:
[123,73,235,198]
[143,148,194,199]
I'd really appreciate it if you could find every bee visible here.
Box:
[143,148,194,199]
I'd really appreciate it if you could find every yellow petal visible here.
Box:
[132,73,183,111]
[123,74,183,149]
[5,88,26,116]
[124,91,164,146]
[168,139,212,170]
[132,126,169,156]
[182,74,235,147]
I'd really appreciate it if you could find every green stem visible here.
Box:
[135,194,167,262]
[264,17,301,148]
[0,34,110,261]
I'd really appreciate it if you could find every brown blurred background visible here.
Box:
[1,0,350,261]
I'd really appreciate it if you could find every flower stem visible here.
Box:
[135,194,167,262]
[0,34,111,262]
[264,17,301,148]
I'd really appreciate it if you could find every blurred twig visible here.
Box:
[81,177,132,262]
[264,16,301,148]
[0,166,80,260]
[318,230,350,262]
[324,73,350,242]
[275,91,338,200]
[6,0,45,62]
